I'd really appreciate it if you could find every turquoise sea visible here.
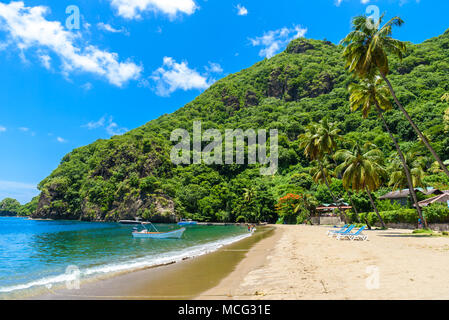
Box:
[0,217,250,298]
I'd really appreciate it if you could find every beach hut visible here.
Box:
[316,202,353,217]
[379,188,444,207]
[414,192,449,208]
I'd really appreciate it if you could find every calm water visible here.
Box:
[0,217,250,298]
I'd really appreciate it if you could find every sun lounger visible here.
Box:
[326,224,348,236]
[336,226,368,241]
[327,225,354,237]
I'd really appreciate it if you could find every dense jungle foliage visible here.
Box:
[13,29,449,223]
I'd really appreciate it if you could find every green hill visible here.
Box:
[31,30,449,222]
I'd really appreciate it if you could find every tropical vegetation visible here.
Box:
[4,15,449,227]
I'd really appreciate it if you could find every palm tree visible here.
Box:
[294,193,318,220]
[243,187,256,203]
[342,14,449,179]
[348,76,427,227]
[335,142,387,229]
[388,151,427,192]
[316,118,341,155]
[308,159,347,222]
[299,121,345,219]
[442,93,449,102]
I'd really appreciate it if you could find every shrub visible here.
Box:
[423,203,449,223]
[375,200,402,212]
[358,209,418,225]
[345,210,359,224]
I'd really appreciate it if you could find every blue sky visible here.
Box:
[0,0,448,203]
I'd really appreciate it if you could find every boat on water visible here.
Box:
[132,222,185,239]
[177,219,198,226]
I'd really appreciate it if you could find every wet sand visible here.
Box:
[203,225,449,300]
[32,227,274,300]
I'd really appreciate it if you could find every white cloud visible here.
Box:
[0,126,6,132]
[151,57,214,96]
[0,180,39,204]
[18,127,29,131]
[81,82,93,91]
[109,0,197,19]
[250,25,308,58]
[39,54,51,69]
[236,4,248,16]
[56,137,67,143]
[83,115,128,136]
[205,62,223,74]
[106,120,128,136]
[0,2,142,87]
[83,116,106,130]
[97,22,129,35]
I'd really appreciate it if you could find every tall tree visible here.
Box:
[335,142,387,229]
[342,14,449,179]
[348,76,427,227]
[299,121,345,220]
[388,152,427,192]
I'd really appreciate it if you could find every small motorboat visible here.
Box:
[177,219,198,226]
[132,222,185,239]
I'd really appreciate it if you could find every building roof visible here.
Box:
[379,188,443,200]
[415,193,449,208]
[316,202,352,211]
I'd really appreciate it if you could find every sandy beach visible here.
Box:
[199,225,449,300]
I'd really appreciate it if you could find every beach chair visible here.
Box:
[326,224,348,236]
[336,226,368,241]
[328,225,354,238]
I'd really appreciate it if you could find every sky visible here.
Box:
[0,0,448,204]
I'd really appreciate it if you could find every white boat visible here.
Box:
[132,222,185,239]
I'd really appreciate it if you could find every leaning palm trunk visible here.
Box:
[380,72,449,179]
[347,191,358,217]
[365,186,386,229]
[375,102,428,228]
[318,161,347,223]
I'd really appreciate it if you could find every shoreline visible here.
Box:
[21,224,449,300]
[196,225,282,299]
[27,227,274,300]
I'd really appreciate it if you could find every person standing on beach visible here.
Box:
[418,218,423,229]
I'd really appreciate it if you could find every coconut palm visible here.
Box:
[299,121,345,219]
[388,152,427,192]
[243,187,256,203]
[335,142,387,229]
[442,93,449,102]
[316,118,341,155]
[342,14,449,179]
[348,76,427,226]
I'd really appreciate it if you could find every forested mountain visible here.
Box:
[30,29,449,222]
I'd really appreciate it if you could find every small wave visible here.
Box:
[0,232,252,294]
